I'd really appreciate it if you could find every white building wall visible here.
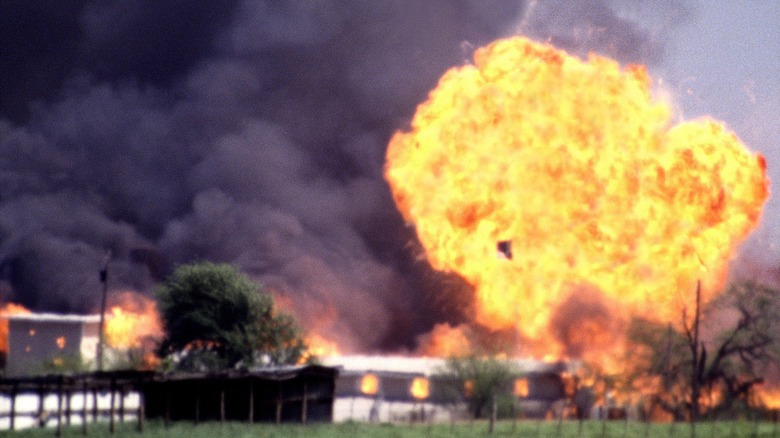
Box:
[0,391,139,431]
[4,314,100,376]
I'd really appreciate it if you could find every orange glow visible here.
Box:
[361,373,380,396]
[104,291,162,349]
[416,323,472,357]
[303,333,341,361]
[0,303,31,353]
[385,36,769,368]
[410,377,430,400]
[463,380,475,398]
[56,336,66,349]
[183,339,220,351]
[514,377,529,397]
[759,387,780,410]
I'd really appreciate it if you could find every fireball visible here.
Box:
[385,36,769,366]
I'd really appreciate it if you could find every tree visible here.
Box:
[625,281,780,421]
[156,262,306,371]
[437,355,520,433]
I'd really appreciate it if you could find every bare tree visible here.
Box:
[625,281,780,422]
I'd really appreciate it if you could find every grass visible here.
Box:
[6,419,779,438]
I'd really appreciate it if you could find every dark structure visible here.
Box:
[0,370,154,435]
[143,365,337,424]
[0,365,338,435]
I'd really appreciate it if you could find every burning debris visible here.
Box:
[385,36,769,368]
[497,240,513,260]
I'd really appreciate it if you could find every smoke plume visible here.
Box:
[0,1,687,352]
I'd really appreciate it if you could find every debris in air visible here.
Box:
[497,240,513,260]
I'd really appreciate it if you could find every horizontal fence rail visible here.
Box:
[0,365,338,436]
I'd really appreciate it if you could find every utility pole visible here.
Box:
[690,280,702,437]
[97,251,111,371]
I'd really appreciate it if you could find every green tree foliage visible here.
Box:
[32,353,90,375]
[437,355,521,421]
[624,281,780,420]
[156,262,306,371]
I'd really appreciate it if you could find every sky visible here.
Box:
[0,0,778,353]
[651,1,780,276]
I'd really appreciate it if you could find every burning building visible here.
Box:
[384,35,769,370]
[2,313,100,376]
[322,355,573,422]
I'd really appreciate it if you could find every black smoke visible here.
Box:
[0,0,684,352]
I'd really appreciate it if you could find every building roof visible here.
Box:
[1,312,102,323]
[320,355,571,375]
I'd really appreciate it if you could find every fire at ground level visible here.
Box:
[3,359,778,431]
[2,302,780,420]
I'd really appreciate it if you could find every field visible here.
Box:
[6,420,779,438]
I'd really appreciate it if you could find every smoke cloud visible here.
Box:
[0,0,688,351]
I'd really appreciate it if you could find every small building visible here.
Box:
[3,313,100,376]
[142,365,338,423]
[322,355,572,422]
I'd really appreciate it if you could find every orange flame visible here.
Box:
[304,333,341,358]
[463,380,475,398]
[0,303,31,353]
[385,36,769,367]
[416,323,472,357]
[514,377,529,397]
[759,387,780,410]
[361,373,380,396]
[104,291,162,350]
[410,377,430,400]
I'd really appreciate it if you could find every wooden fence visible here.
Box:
[0,365,338,435]
[142,365,337,425]
[0,370,152,435]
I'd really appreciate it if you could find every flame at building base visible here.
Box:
[0,303,32,354]
[385,36,769,371]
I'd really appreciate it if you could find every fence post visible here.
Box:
[119,386,126,424]
[137,388,145,433]
[91,387,98,424]
[38,384,45,428]
[164,380,170,427]
[65,387,72,427]
[248,377,254,424]
[109,375,116,433]
[194,383,200,426]
[220,382,225,424]
[275,381,283,425]
[301,382,308,425]
[9,382,17,431]
[82,380,89,435]
[56,377,64,438]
